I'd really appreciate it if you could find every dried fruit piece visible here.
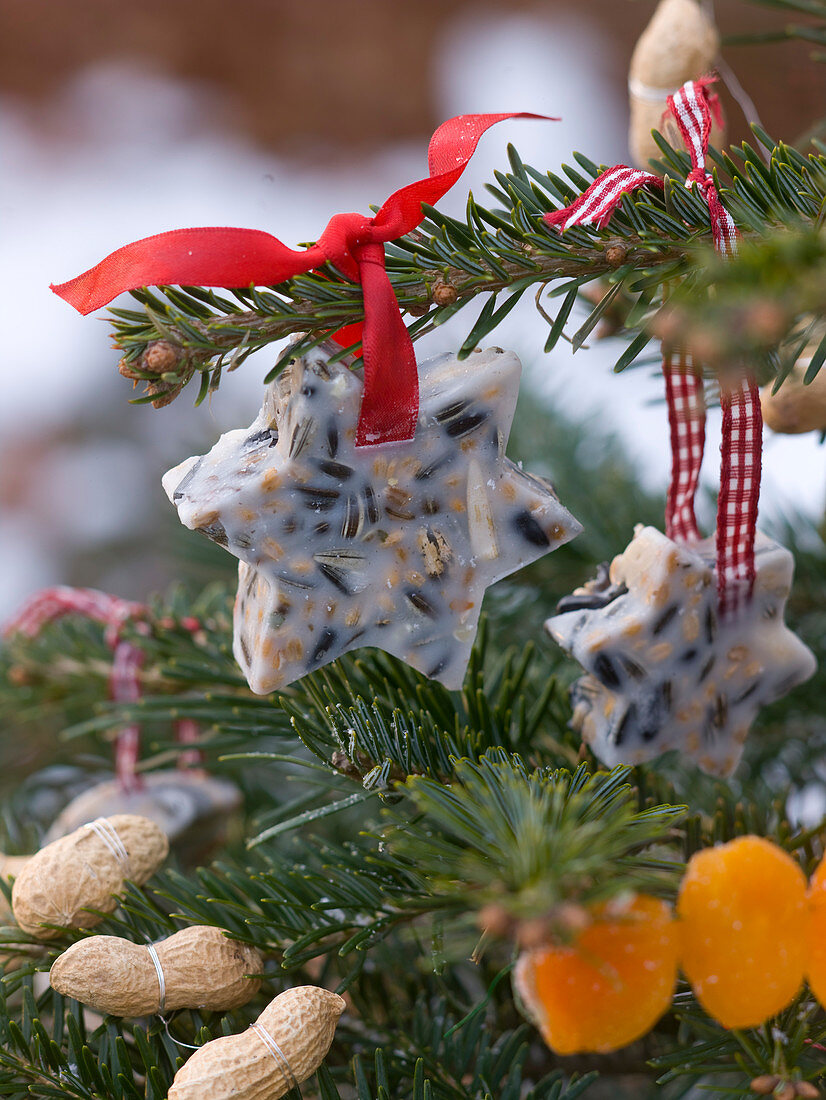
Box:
[678,835,807,1028]
[805,851,826,1009]
[513,894,678,1054]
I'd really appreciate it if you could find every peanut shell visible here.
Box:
[12,815,168,939]
[167,985,345,1100]
[629,0,723,168]
[50,926,263,1016]
[761,364,826,435]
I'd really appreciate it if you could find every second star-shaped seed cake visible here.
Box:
[163,345,582,692]
[545,525,816,775]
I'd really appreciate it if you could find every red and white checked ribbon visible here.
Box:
[717,377,762,613]
[667,78,759,618]
[544,166,663,230]
[5,586,146,649]
[3,587,204,785]
[669,77,738,258]
[545,76,761,618]
[663,346,705,544]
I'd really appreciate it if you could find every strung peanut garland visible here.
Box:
[11,815,168,939]
[628,0,723,168]
[3,587,242,860]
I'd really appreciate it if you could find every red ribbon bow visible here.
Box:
[51,113,551,447]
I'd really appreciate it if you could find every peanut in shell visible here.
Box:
[49,926,263,1016]
[11,815,168,939]
[629,0,723,168]
[761,364,826,435]
[167,985,345,1100]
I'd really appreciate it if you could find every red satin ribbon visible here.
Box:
[52,112,552,446]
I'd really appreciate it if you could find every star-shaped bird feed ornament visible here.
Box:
[545,525,816,776]
[163,344,582,693]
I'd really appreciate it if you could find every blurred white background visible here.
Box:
[1,2,824,618]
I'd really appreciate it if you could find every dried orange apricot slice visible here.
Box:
[805,851,826,1008]
[678,835,807,1028]
[513,893,678,1055]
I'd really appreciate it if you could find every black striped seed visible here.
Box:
[341,496,361,538]
[435,400,470,423]
[697,655,715,683]
[613,704,635,746]
[172,457,204,501]
[652,605,678,635]
[733,681,760,704]
[318,459,353,481]
[363,485,380,524]
[310,629,337,665]
[512,510,550,547]
[297,486,340,511]
[704,605,717,644]
[327,422,339,457]
[197,520,229,548]
[593,652,621,689]
[415,453,454,481]
[406,590,437,618]
[244,428,278,448]
[620,655,646,680]
[317,563,353,595]
[427,654,449,678]
[445,410,490,438]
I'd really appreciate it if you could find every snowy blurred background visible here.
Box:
[2,0,825,618]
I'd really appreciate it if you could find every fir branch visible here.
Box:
[654,227,826,386]
[653,990,826,1097]
[393,753,685,924]
[726,0,826,66]
[102,133,826,409]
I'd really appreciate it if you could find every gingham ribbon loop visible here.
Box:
[663,346,705,545]
[544,165,663,232]
[666,79,760,616]
[717,374,763,617]
[3,587,206,785]
[545,76,760,618]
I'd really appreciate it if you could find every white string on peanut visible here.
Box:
[251,1022,299,1092]
[85,818,132,875]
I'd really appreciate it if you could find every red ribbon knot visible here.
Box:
[686,167,713,191]
[51,113,553,446]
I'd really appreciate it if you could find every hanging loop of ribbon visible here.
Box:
[544,76,761,619]
[51,113,553,447]
[3,587,204,787]
[662,343,705,545]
